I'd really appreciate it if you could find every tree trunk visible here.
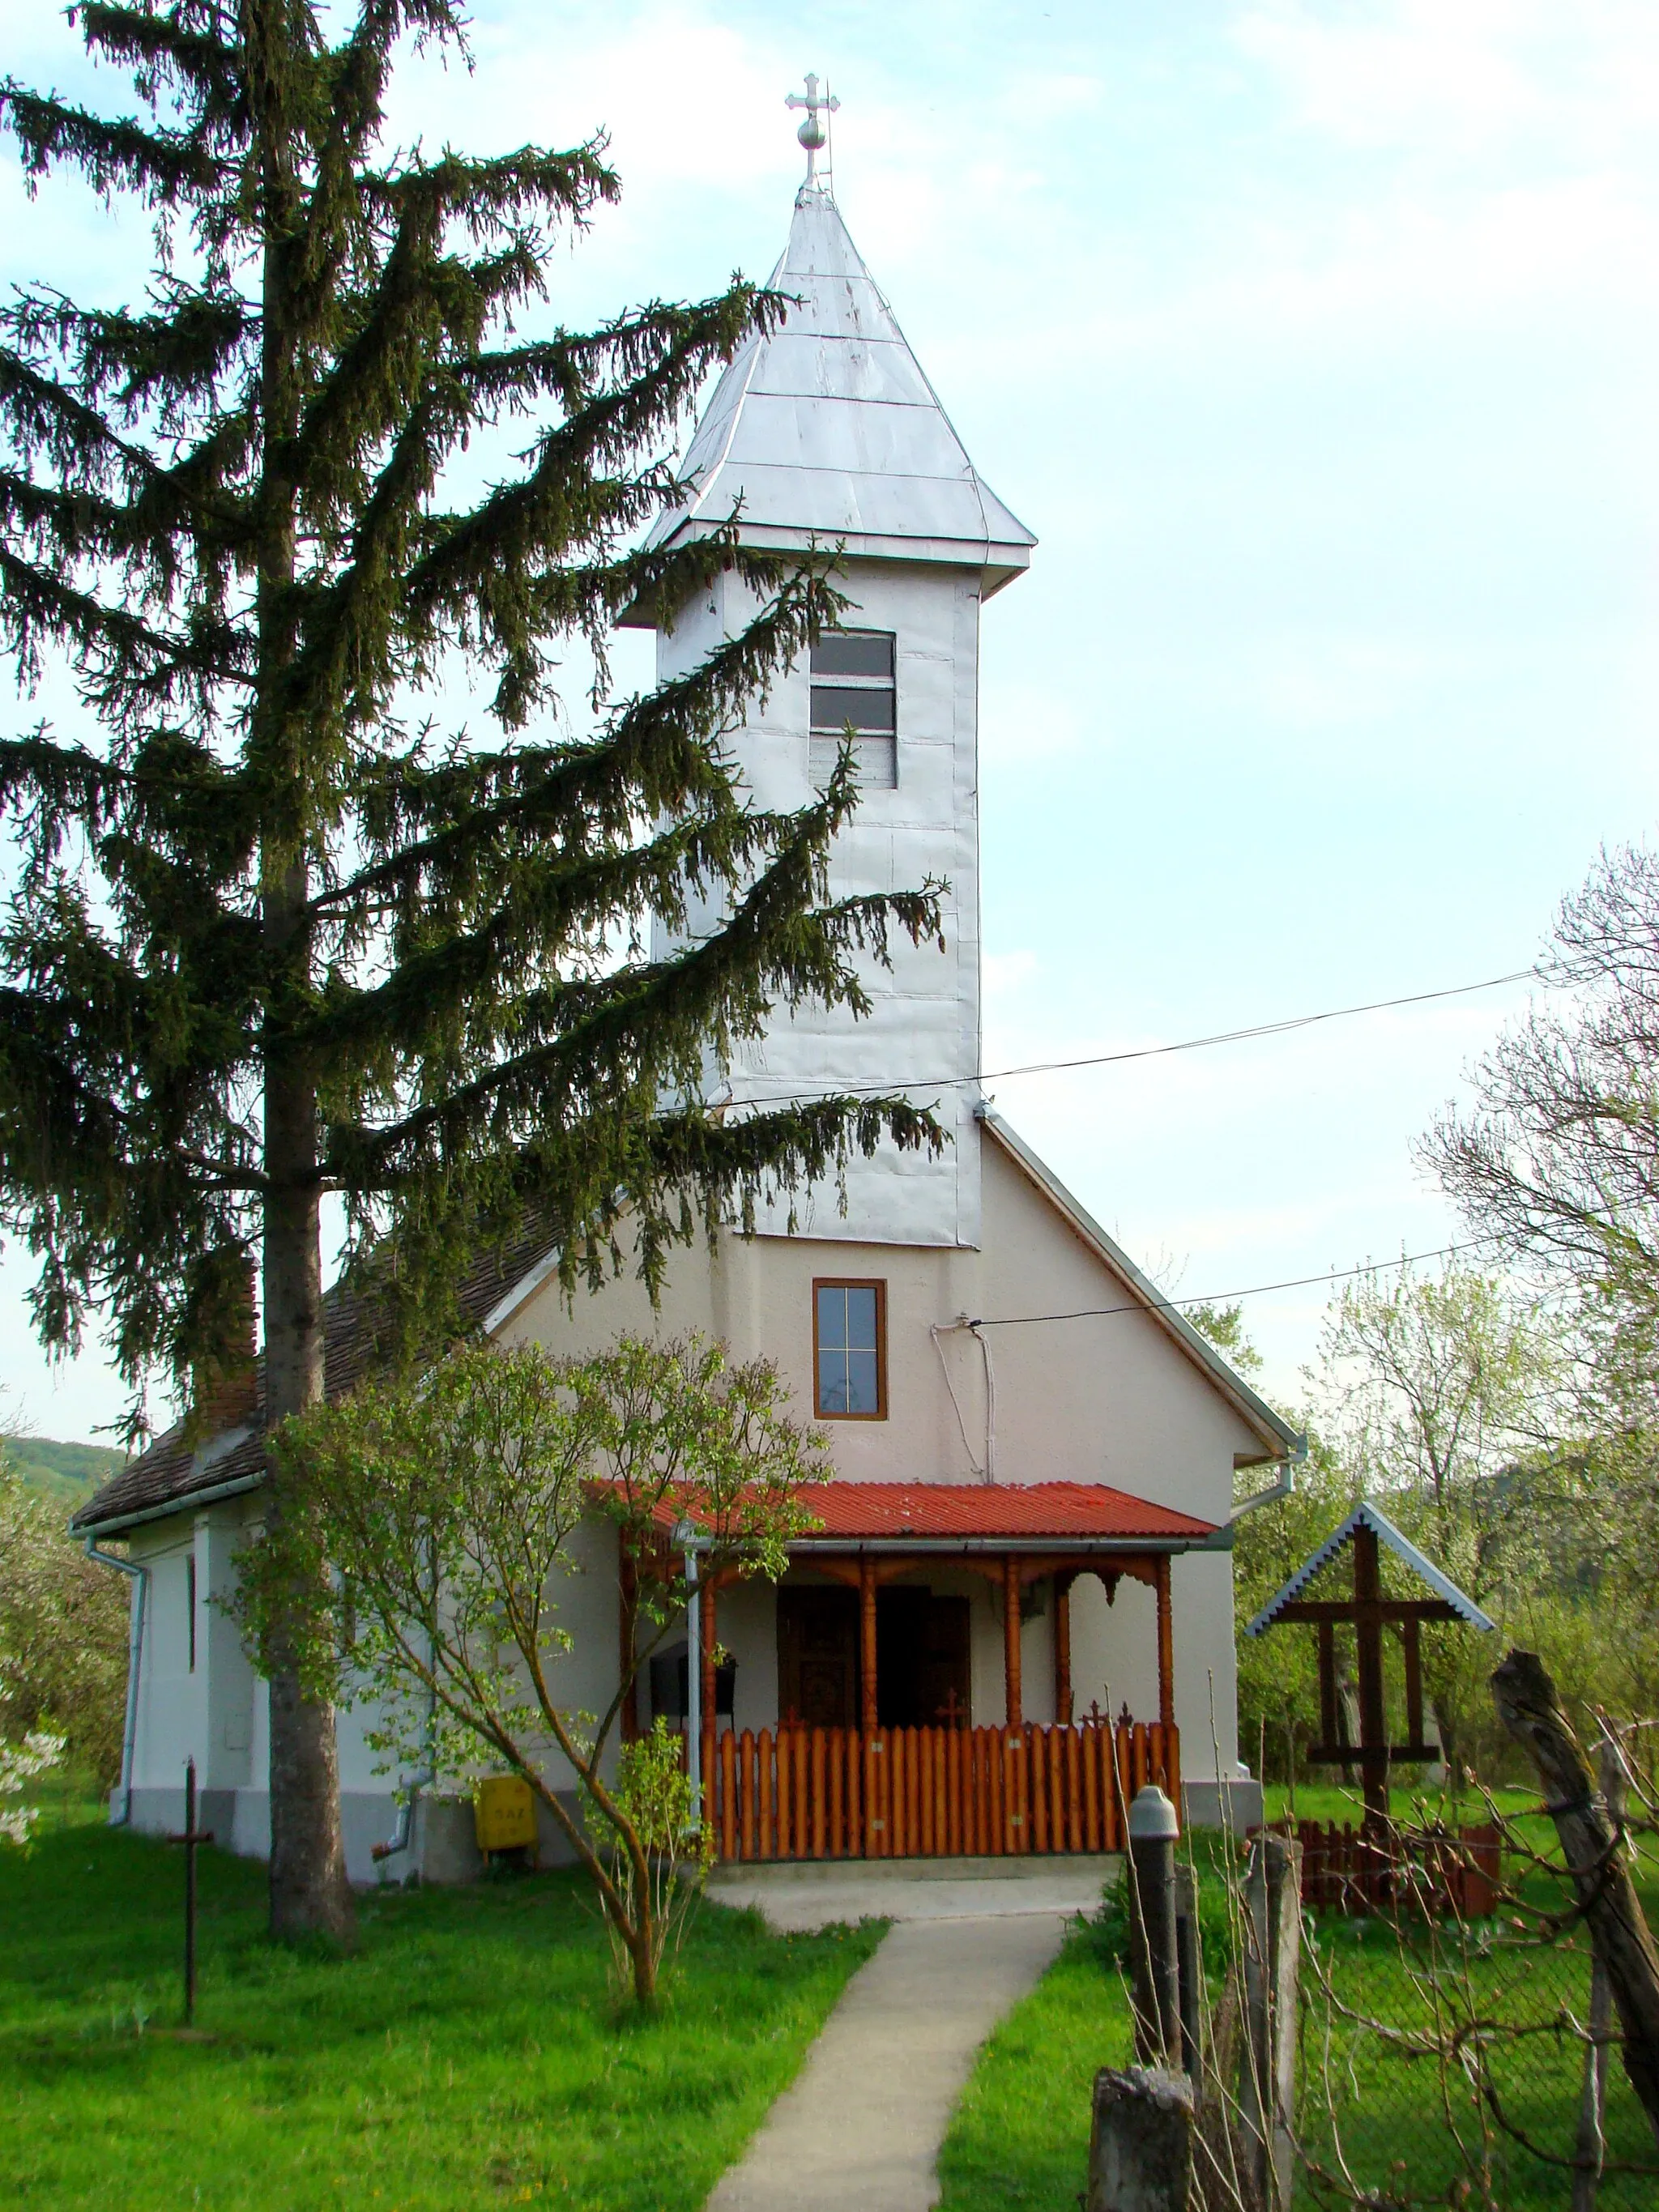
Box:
[1491,1649,1659,2147]
[249,22,353,1941]
[262,863,354,1945]
[633,1923,658,2010]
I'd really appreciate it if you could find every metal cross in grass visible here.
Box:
[166,1758,215,2027]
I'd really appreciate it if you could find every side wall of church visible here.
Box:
[117,1494,623,1884]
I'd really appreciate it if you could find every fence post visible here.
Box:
[1086,2066,1194,2212]
[1493,1648,1659,2146]
[1128,1784,1181,2065]
[1239,1831,1302,2212]
[1574,1724,1630,2211]
[1174,1863,1202,2080]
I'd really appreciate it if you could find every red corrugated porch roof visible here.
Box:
[787,1481,1216,1546]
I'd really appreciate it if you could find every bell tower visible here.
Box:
[626,87,1034,1249]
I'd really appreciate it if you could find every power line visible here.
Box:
[726,965,1540,1110]
[969,1234,1512,1331]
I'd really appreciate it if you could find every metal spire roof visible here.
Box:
[1243,1500,1498,1639]
[642,185,1035,592]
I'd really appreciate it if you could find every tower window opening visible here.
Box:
[186,1553,197,1674]
[810,630,897,788]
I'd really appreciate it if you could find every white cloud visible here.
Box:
[1235,0,1659,164]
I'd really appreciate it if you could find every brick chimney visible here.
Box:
[188,1255,258,1437]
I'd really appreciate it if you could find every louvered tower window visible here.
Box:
[809,631,897,788]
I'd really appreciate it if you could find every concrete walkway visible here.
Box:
[709,1852,1115,1933]
[705,1860,1114,2211]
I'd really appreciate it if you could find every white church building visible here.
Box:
[73,151,1300,1882]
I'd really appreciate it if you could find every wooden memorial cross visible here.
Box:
[1244,1501,1495,1828]
[167,1757,215,2027]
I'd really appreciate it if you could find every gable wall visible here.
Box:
[501,1126,1268,1785]
[502,1127,1265,1519]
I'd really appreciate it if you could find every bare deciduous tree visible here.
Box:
[1425,843,1659,1315]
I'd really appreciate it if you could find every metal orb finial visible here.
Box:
[785,72,839,190]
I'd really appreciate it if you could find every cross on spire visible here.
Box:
[785,72,839,191]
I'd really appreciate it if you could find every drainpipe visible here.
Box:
[372,1676,437,1870]
[83,1536,148,1827]
[1229,1438,1307,1522]
[673,1521,705,1833]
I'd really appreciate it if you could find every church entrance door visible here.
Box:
[777,1587,859,1728]
[776,1583,972,1731]
[876,1589,970,1728]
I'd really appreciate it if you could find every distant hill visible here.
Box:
[2,1434,127,1514]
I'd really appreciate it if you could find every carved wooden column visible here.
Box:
[1154,1554,1175,1731]
[859,1553,879,1736]
[1004,1553,1023,1727]
[1054,1571,1076,1724]
[701,1566,719,1788]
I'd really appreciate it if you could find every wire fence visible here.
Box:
[1277,1764,1659,2212]
[1297,1911,1657,2209]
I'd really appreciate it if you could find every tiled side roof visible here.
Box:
[70,1220,561,1534]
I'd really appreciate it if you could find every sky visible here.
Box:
[2,0,1658,1440]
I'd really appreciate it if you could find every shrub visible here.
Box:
[0,1456,128,1782]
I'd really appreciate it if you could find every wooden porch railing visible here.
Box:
[697,1716,1179,1864]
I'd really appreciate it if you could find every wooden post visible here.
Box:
[1317,1618,1341,1767]
[1401,1612,1425,1750]
[1352,1523,1388,1826]
[702,1566,719,1818]
[1239,1831,1303,2212]
[1575,1724,1627,2210]
[860,1552,879,1737]
[1174,1864,1202,2080]
[618,1543,639,1743]
[1493,1649,1659,2148]
[1004,1553,1022,1728]
[1054,1571,1075,1724]
[1154,1554,1175,1732]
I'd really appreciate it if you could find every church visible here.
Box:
[72,130,1300,1882]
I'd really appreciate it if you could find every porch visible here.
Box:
[629,1481,1210,1864]
[698,1709,1179,1865]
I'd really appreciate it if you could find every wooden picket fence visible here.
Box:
[1277,1818,1502,1918]
[697,1716,1179,1863]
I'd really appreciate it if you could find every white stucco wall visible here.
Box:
[652,556,984,1249]
[497,1119,1269,1780]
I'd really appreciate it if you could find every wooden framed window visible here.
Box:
[809,630,897,789]
[814,1278,887,1420]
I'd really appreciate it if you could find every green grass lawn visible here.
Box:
[935,1912,1132,2212]
[1260,1779,1539,1828]
[0,1814,882,2210]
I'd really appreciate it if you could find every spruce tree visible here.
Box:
[0,4,941,1938]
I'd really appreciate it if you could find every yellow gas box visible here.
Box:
[474,1774,537,1858]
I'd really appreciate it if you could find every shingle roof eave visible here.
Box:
[70,1217,563,1536]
